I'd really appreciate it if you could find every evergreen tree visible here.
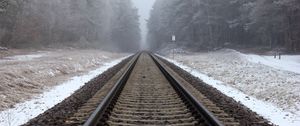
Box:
[148,0,300,52]
[0,0,140,52]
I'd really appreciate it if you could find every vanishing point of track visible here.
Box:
[65,52,240,126]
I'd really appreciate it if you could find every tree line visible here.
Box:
[0,0,140,52]
[147,0,300,52]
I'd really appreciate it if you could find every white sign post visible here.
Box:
[171,35,176,59]
[172,35,176,42]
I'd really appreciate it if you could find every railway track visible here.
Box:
[65,52,240,126]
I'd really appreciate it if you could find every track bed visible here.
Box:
[24,52,272,126]
[106,53,199,125]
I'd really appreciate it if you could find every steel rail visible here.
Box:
[150,54,224,126]
[83,53,140,126]
[83,52,224,126]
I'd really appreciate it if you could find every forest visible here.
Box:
[0,0,140,52]
[1,0,300,52]
[147,0,300,52]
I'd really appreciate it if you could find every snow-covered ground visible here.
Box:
[159,49,300,126]
[0,49,127,112]
[4,53,47,61]
[242,52,300,74]
[0,56,129,126]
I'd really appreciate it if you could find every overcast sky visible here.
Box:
[132,0,156,49]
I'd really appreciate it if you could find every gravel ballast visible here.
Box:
[23,56,132,126]
[158,56,273,126]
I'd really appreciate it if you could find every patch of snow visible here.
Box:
[246,55,300,74]
[102,55,109,59]
[0,55,130,126]
[48,71,55,77]
[157,44,190,55]
[0,46,8,50]
[158,55,300,126]
[0,95,6,99]
[234,50,300,74]
[5,54,47,61]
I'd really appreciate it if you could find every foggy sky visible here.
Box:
[132,0,155,49]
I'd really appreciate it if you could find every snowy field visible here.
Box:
[244,52,300,74]
[0,49,127,112]
[0,55,129,126]
[160,49,300,126]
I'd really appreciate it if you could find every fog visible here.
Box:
[2,0,299,52]
[0,0,156,52]
[0,0,143,52]
[132,0,155,50]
